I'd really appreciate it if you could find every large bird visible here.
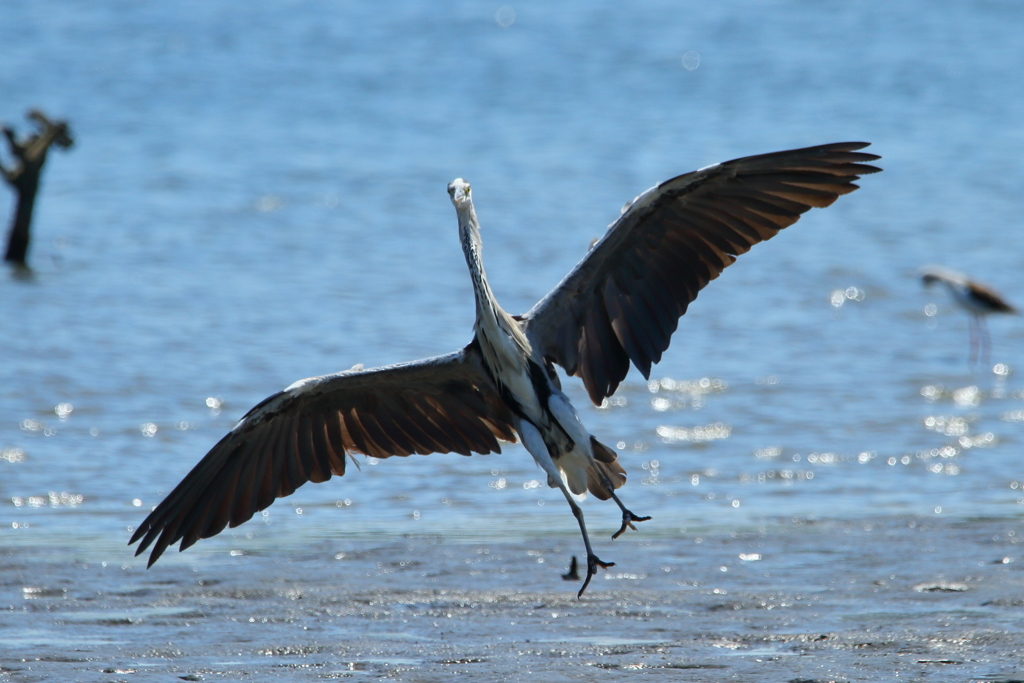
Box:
[130,142,880,596]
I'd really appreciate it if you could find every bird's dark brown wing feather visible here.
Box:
[967,282,1016,314]
[129,340,516,566]
[522,142,881,403]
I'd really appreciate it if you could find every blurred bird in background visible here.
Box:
[921,265,1016,365]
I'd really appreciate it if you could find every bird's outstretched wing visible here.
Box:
[521,142,881,403]
[130,340,516,566]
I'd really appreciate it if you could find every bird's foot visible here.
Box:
[562,555,580,581]
[611,509,652,539]
[577,554,615,599]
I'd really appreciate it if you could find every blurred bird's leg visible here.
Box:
[978,316,993,366]
[968,316,979,365]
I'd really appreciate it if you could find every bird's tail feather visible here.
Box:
[587,437,626,500]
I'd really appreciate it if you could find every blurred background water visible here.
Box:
[2,0,1024,563]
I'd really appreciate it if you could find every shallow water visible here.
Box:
[4,519,1024,681]
[3,0,1024,678]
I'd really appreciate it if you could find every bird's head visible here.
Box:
[920,265,964,288]
[447,178,472,209]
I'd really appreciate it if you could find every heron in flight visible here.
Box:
[921,265,1016,364]
[130,143,880,596]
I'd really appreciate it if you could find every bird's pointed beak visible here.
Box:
[447,178,472,208]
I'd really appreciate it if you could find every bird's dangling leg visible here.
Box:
[517,419,613,598]
[968,315,980,366]
[597,472,651,539]
[557,481,615,598]
[978,316,993,366]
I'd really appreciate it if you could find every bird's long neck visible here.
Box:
[456,202,532,371]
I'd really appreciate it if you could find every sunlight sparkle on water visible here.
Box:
[11,492,83,508]
[651,397,672,412]
[921,384,985,405]
[681,51,700,70]
[958,433,995,449]
[830,286,865,308]
[647,378,726,409]
[953,386,981,407]
[754,447,782,459]
[495,6,515,27]
[655,422,731,444]
[648,377,727,395]
[923,415,969,437]
[1,447,25,463]
[598,396,628,409]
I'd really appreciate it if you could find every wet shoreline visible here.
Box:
[3,515,1023,682]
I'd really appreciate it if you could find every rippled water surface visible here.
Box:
[3,0,1024,679]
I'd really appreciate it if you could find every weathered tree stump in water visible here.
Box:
[0,110,74,267]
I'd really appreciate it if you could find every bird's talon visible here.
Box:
[611,510,652,539]
[577,554,615,598]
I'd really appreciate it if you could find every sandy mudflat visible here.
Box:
[2,516,1023,682]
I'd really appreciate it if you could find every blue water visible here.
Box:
[3,0,1024,562]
